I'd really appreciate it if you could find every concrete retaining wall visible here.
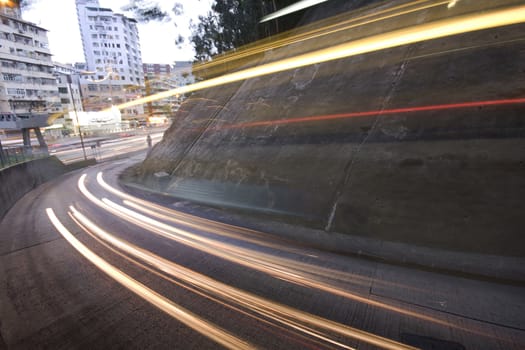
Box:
[132,3,525,280]
[0,157,68,220]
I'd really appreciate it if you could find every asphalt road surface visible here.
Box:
[0,152,523,349]
[50,131,164,164]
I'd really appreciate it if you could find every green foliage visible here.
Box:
[121,0,170,23]
[119,1,302,62]
[191,0,299,61]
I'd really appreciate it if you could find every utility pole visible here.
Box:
[67,74,87,161]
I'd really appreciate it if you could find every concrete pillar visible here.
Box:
[21,128,31,147]
[22,128,32,157]
[0,139,5,167]
[34,127,48,155]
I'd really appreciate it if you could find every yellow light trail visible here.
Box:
[98,172,382,290]
[77,174,490,338]
[112,4,525,112]
[197,0,449,73]
[70,205,418,350]
[67,210,337,350]
[45,208,253,350]
[96,172,309,254]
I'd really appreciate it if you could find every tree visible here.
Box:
[121,0,170,23]
[190,11,221,61]
[119,0,300,62]
[190,0,301,61]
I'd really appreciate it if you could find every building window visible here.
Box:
[91,34,97,38]
[58,87,68,94]
[7,88,25,96]
[60,98,70,104]
[3,73,16,81]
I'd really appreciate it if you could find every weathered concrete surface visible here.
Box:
[128,1,525,279]
[0,157,68,220]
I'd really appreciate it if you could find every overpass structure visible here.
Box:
[0,113,49,151]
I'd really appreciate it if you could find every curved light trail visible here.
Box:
[75,173,494,339]
[112,4,525,112]
[97,172,433,294]
[68,205,414,350]
[196,0,452,73]
[45,208,253,350]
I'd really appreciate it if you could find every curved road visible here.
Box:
[0,154,524,349]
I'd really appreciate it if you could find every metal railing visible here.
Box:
[0,145,48,169]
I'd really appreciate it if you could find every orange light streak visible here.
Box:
[111,4,525,112]
[196,0,448,73]
[69,205,415,350]
[45,208,253,350]
[67,211,336,350]
[77,174,485,336]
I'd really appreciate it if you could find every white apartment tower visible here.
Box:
[75,0,144,119]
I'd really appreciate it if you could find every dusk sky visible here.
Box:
[22,0,213,65]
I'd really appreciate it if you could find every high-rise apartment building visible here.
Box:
[75,0,144,119]
[0,2,60,145]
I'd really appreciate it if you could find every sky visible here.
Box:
[22,0,213,65]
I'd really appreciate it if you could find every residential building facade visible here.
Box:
[142,62,194,124]
[53,62,84,132]
[0,3,60,133]
[143,63,176,124]
[75,0,144,120]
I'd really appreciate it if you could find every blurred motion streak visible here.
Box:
[209,97,525,130]
[260,0,330,23]
[112,4,525,112]
[67,212,335,350]
[69,205,414,350]
[97,173,331,258]
[97,172,431,293]
[77,174,498,339]
[198,0,450,73]
[45,208,253,350]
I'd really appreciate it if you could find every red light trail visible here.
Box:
[214,97,525,130]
